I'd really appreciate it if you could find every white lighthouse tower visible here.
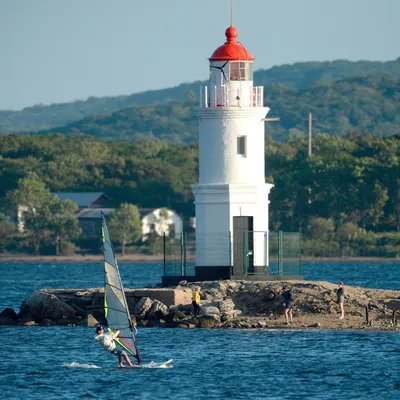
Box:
[192,24,274,280]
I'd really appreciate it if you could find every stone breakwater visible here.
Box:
[1,281,399,331]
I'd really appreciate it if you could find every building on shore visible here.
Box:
[17,191,182,242]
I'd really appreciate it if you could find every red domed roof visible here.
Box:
[209,26,254,61]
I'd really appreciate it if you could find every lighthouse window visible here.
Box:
[230,62,253,81]
[237,136,247,156]
[230,63,240,81]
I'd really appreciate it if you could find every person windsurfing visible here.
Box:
[94,325,135,368]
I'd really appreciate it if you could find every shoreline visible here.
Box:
[1,281,398,332]
[0,254,399,263]
[219,315,399,332]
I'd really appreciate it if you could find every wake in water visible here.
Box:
[138,361,174,369]
[62,361,173,369]
[63,362,100,369]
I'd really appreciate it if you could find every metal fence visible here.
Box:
[240,231,268,275]
[163,233,196,277]
[163,231,302,278]
[269,231,302,276]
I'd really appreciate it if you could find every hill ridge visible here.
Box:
[1,57,399,134]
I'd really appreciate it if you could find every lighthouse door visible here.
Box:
[233,216,254,275]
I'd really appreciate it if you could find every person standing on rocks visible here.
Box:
[94,325,135,368]
[337,282,345,319]
[192,286,201,317]
[282,285,293,325]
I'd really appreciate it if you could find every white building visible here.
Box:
[76,207,182,241]
[140,208,182,240]
[191,24,273,280]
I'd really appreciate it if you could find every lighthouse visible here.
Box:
[191,24,274,280]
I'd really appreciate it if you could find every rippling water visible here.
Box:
[0,260,399,399]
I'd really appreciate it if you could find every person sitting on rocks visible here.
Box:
[282,285,294,325]
[94,325,135,368]
[337,282,345,320]
[192,286,201,317]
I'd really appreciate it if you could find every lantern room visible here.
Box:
[200,25,263,108]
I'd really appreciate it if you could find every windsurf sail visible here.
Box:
[101,212,142,365]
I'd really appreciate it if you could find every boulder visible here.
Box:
[126,298,137,313]
[0,308,18,325]
[68,303,86,318]
[57,318,71,326]
[134,297,153,318]
[39,319,56,326]
[257,320,267,328]
[85,314,99,327]
[147,300,169,318]
[87,293,104,321]
[170,304,192,313]
[163,309,186,323]
[218,299,236,319]
[197,315,221,328]
[200,306,220,319]
[19,292,76,323]
[147,319,164,328]
[24,321,37,326]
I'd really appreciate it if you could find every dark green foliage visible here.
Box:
[0,135,198,218]
[107,203,141,255]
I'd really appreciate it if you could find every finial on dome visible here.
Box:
[225,26,238,43]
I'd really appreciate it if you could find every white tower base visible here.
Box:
[192,182,273,279]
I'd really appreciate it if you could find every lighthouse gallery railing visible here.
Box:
[199,85,264,108]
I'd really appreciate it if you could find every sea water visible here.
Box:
[0,261,399,399]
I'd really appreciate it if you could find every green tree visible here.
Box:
[8,175,81,255]
[49,199,81,255]
[306,217,336,241]
[146,231,164,255]
[0,213,16,252]
[108,203,141,255]
[8,173,52,210]
[303,217,339,257]
[336,222,365,256]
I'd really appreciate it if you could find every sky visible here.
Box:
[1,0,399,110]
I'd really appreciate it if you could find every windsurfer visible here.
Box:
[94,325,135,368]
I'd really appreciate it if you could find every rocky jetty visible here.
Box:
[1,281,399,331]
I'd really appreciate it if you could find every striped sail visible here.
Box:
[101,212,142,364]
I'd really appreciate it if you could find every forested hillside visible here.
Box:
[1,58,399,133]
[39,73,400,142]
